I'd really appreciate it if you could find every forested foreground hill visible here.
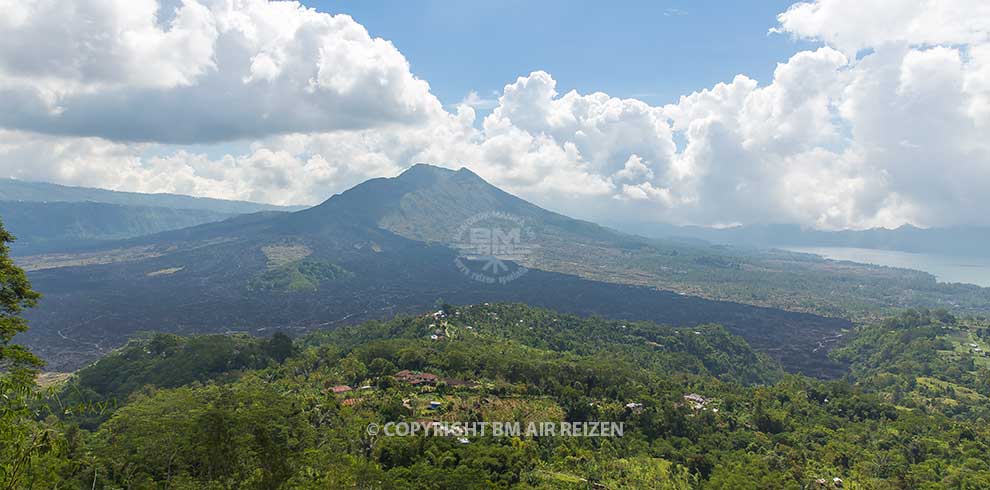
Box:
[9,304,990,489]
[831,309,990,419]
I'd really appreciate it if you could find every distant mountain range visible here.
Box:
[0,178,303,213]
[15,165,857,376]
[0,178,302,254]
[619,222,990,258]
[11,165,990,377]
[0,201,236,254]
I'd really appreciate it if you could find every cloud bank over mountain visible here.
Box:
[0,0,988,228]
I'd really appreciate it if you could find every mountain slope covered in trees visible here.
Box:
[11,304,990,489]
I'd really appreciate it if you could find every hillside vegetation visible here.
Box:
[831,309,990,419]
[9,304,990,489]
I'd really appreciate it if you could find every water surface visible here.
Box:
[783,246,990,288]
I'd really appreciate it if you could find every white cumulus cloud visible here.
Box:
[1,0,989,230]
[775,0,990,55]
[0,0,441,143]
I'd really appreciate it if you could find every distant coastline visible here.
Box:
[783,246,990,288]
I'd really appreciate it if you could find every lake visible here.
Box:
[782,246,990,288]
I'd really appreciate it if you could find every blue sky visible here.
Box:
[314,0,817,107]
[5,0,988,228]
[152,0,819,161]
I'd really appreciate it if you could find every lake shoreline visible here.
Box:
[781,246,990,288]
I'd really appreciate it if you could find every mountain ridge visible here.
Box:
[622,221,990,258]
[17,163,854,376]
[0,200,239,255]
[0,178,304,214]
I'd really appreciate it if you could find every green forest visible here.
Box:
[6,300,990,489]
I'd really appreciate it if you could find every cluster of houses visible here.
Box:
[328,384,374,407]
[428,310,450,341]
[967,343,988,356]
[327,368,481,412]
[683,393,709,410]
[624,394,718,416]
[394,369,479,389]
[330,384,372,394]
[395,370,440,386]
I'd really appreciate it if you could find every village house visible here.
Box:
[683,393,708,410]
[394,370,439,386]
[331,385,352,394]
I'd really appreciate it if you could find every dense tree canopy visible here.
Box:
[4,303,990,488]
[0,219,41,381]
[0,219,53,490]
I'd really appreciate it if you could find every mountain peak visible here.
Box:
[303,163,503,228]
[397,163,455,180]
[395,164,486,186]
